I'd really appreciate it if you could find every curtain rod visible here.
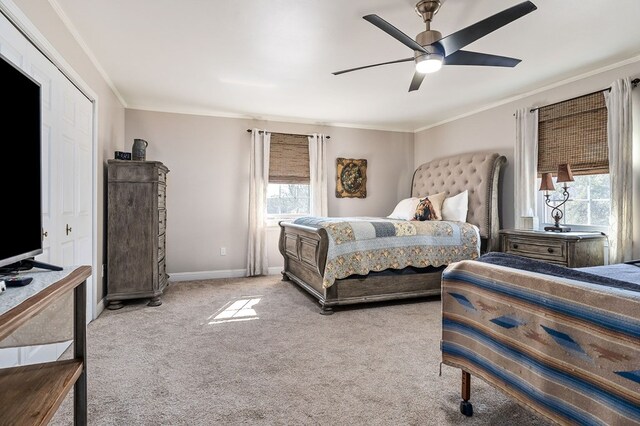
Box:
[529,78,640,113]
[246,129,330,139]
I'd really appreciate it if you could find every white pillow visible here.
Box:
[387,197,420,220]
[441,190,468,222]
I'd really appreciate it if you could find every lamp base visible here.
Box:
[544,225,571,232]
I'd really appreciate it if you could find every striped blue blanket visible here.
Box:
[441,259,640,425]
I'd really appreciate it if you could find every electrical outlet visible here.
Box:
[220,247,227,256]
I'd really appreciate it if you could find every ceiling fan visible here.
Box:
[333,0,537,92]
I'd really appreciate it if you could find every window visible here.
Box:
[537,91,610,230]
[267,184,309,216]
[267,133,310,220]
[538,174,610,231]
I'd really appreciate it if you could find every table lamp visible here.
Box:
[539,163,574,232]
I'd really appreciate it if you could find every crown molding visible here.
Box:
[126,104,414,134]
[34,0,640,136]
[413,53,640,133]
[48,0,127,107]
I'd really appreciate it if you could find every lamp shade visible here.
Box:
[539,172,555,191]
[556,163,574,183]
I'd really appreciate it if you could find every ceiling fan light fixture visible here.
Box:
[415,53,443,74]
[333,1,537,92]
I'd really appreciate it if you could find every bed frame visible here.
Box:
[278,151,507,314]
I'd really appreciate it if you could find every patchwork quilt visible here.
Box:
[292,216,480,288]
[441,259,640,425]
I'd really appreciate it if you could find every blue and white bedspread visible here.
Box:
[292,216,480,288]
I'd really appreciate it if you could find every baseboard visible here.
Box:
[169,266,283,282]
[169,269,246,282]
[95,298,105,319]
[268,266,283,276]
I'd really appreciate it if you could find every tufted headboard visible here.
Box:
[411,151,507,252]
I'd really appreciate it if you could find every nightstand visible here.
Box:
[499,229,607,267]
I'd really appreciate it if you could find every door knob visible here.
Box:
[66,224,72,235]
[42,230,48,238]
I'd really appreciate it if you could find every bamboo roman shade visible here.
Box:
[269,133,310,184]
[537,91,608,176]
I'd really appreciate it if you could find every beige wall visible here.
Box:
[13,0,126,300]
[415,59,640,247]
[125,110,414,274]
[11,0,640,289]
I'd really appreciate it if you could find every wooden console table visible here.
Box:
[0,266,91,426]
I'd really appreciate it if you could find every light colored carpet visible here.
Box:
[51,275,550,425]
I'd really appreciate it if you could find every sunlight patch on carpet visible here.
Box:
[208,297,261,324]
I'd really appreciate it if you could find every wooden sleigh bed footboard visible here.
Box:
[279,222,443,314]
[278,151,506,314]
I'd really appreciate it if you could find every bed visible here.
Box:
[441,253,640,425]
[278,151,507,314]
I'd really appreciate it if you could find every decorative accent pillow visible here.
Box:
[442,190,469,222]
[414,192,446,221]
[387,197,421,220]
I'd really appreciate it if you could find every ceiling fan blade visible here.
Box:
[437,1,537,56]
[363,14,427,54]
[443,50,521,67]
[409,72,426,92]
[333,57,414,76]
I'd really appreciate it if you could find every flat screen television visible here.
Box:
[0,53,59,274]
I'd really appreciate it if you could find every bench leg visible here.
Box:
[74,279,87,425]
[460,370,473,417]
[319,305,334,315]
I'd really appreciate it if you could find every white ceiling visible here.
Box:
[53,0,640,132]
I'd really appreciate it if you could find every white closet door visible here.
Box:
[0,16,59,267]
[59,77,93,318]
[0,12,94,367]
[0,20,60,368]
[29,39,59,266]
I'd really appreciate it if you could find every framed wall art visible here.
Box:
[336,157,367,198]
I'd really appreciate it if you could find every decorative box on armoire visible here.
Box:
[106,160,169,309]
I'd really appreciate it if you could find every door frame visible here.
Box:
[1,0,100,320]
